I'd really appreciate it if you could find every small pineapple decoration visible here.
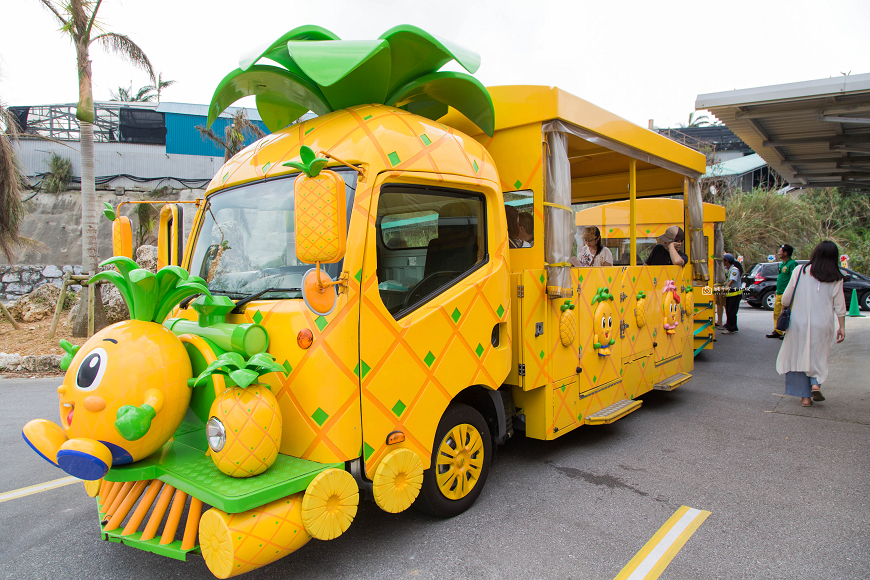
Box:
[195,352,287,478]
[635,291,647,328]
[559,299,576,346]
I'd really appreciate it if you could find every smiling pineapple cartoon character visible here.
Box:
[662,280,680,335]
[592,287,616,356]
[21,257,209,480]
[195,352,287,477]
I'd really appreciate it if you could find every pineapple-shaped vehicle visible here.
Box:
[194,352,287,477]
[22,257,209,480]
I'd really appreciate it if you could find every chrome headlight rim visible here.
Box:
[206,416,226,452]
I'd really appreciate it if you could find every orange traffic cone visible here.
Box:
[847,290,864,317]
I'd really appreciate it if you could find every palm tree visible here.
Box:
[206,24,494,137]
[148,72,176,102]
[0,100,26,263]
[196,109,266,162]
[109,83,155,102]
[681,112,712,128]
[38,0,155,336]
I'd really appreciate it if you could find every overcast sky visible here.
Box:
[2,0,869,129]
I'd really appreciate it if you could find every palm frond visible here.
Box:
[91,32,156,84]
[38,0,68,27]
[0,102,26,262]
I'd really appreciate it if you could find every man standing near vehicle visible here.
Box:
[767,244,796,339]
[721,253,742,334]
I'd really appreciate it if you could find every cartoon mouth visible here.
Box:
[63,403,74,427]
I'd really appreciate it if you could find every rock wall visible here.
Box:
[0,264,84,299]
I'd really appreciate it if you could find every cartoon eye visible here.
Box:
[600,316,606,329]
[76,347,108,392]
[608,316,612,328]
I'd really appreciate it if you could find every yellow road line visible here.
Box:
[614,505,711,580]
[0,476,80,503]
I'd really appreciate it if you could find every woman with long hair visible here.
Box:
[570,226,613,267]
[776,240,847,407]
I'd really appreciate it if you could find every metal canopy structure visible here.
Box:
[696,73,870,191]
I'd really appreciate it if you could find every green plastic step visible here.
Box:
[97,499,200,561]
[104,422,342,513]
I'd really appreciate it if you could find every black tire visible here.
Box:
[414,403,492,517]
[761,290,776,311]
[749,302,762,309]
[861,291,870,311]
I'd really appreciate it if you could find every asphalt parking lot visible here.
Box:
[1,304,868,580]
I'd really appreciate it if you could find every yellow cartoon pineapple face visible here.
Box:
[635,291,647,328]
[195,353,287,478]
[661,280,680,335]
[591,288,616,356]
[559,300,576,346]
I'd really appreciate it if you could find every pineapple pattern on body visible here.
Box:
[635,290,648,328]
[559,299,576,346]
[195,352,288,478]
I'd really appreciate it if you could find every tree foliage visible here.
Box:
[0,100,25,262]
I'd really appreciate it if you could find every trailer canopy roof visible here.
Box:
[443,85,706,202]
[696,74,870,192]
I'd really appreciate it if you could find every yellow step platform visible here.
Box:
[653,372,692,391]
[585,399,642,425]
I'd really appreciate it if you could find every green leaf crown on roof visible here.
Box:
[90,256,212,324]
[207,24,494,137]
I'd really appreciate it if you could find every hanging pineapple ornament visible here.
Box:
[195,352,288,478]
[635,291,647,328]
[559,299,576,346]
[684,286,694,317]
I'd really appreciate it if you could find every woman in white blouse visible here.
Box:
[570,226,614,267]
[776,240,847,407]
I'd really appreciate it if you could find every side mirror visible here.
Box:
[112,216,133,259]
[288,146,347,316]
[157,204,184,269]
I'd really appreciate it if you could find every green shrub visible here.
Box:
[43,153,72,193]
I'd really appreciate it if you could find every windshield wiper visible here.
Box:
[230,287,302,314]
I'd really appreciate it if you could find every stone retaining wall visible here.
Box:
[0,265,84,299]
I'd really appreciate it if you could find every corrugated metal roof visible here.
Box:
[696,74,870,191]
[703,153,767,178]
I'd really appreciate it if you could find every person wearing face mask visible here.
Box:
[644,226,687,266]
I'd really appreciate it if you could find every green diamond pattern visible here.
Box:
[539,274,545,283]
[315,316,328,331]
[354,360,371,379]
[263,162,272,173]
[593,375,597,382]
[222,173,229,183]
[472,160,479,174]
[252,310,264,324]
[282,360,293,375]
[392,400,407,417]
[363,442,374,461]
[311,408,329,426]
[608,276,612,283]
[354,269,362,283]
[475,343,484,358]
[420,134,431,146]
[646,229,651,233]
[561,385,566,392]
[514,179,523,189]
[305,126,315,135]
[363,115,373,121]
[388,151,400,166]
[496,304,505,317]
[451,307,461,323]
[539,350,544,360]
[424,351,436,367]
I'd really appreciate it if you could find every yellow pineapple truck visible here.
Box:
[21,25,710,578]
[574,199,727,356]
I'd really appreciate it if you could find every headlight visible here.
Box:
[206,417,226,452]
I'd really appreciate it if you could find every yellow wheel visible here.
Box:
[301,469,359,540]
[199,509,234,579]
[415,404,491,517]
[373,448,424,513]
[84,478,102,498]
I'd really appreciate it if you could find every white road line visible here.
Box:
[0,476,80,503]
[615,505,711,580]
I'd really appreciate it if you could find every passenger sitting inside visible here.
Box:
[569,226,614,267]
[517,212,534,247]
[505,205,523,249]
[644,225,687,266]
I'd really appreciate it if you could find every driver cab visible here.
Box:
[374,184,487,318]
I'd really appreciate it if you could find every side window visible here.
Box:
[763,264,778,277]
[375,186,487,318]
[504,190,534,248]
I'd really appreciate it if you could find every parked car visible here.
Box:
[743,260,870,310]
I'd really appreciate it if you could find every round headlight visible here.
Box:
[206,417,226,452]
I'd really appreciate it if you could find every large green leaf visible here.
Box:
[286,40,391,111]
[386,71,495,136]
[239,25,341,71]
[217,352,247,369]
[379,25,481,98]
[246,353,286,376]
[128,270,158,321]
[154,282,211,324]
[255,94,310,134]
[89,270,134,317]
[229,368,260,389]
[155,265,189,301]
[206,65,331,130]
[100,256,138,280]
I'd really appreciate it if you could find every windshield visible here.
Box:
[189,169,357,298]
